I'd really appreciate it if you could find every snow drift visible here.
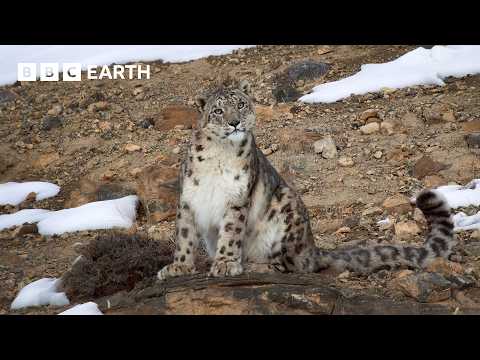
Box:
[0,195,139,235]
[58,302,103,315]
[10,278,69,310]
[0,45,254,86]
[300,45,480,103]
[0,181,60,206]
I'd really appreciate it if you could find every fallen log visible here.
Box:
[94,272,480,315]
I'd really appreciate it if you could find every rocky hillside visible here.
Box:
[2,45,480,314]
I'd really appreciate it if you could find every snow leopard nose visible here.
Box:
[228,118,240,127]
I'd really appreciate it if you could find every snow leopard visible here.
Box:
[157,79,456,280]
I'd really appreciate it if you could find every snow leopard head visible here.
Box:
[195,80,255,143]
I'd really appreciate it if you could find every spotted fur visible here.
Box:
[297,189,455,274]
[157,80,456,280]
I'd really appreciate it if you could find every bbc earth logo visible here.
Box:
[17,63,151,82]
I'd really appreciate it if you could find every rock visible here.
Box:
[100,170,116,181]
[402,112,423,129]
[129,167,143,177]
[0,89,17,103]
[423,175,445,188]
[359,122,380,135]
[413,208,426,224]
[154,105,198,131]
[462,120,480,133]
[464,242,480,257]
[274,128,321,153]
[453,291,479,308]
[95,271,470,315]
[313,219,343,234]
[88,101,109,113]
[285,61,330,82]
[342,216,360,228]
[262,144,279,156]
[65,136,103,156]
[40,116,64,131]
[17,192,37,209]
[335,226,351,235]
[47,104,63,116]
[412,155,448,180]
[136,165,179,223]
[365,117,381,125]
[358,109,378,123]
[424,111,443,124]
[138,117,155,129]
[124,144,141,152]
[96,183,135,201]
[424,105,456,124]
[465,133,480,153]
[286,60,330,81]
[262,148,274,156]
[394,220,421,240]
[98,121,112,132]
[362,206,383,216]
[373,150,383,159]
[391,272,453,303]
[396,269,414,278]
[337,271,350,281]
[386,147,408,163]
[470,230,480,240]
[383,194,412,215]
[65,179,135,208]
[133,87,143,96]
[272,80,301,103]
[338,156,354,167]
[380,121,395,135]
[442,110,456,122]
[13,223,38,237]
[382,87,396,95]
[313,136,337,159]
[255,105,275,123]
[34,152,60,168]
[425,258,464,277]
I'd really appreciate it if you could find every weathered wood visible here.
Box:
[95,272,480,315]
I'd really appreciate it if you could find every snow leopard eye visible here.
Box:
[237,102,245,109]
[214,108,224,115]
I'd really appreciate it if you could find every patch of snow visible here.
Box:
[453,212,480,232]
[436,180,480,208]
[0,208,52,231]
[0,181,60,206]
[10,278,69,310]
[0,45,254,86]
[409,180,480,232]
[0,195,138,235]
[37,195,139,235]
[377,218,391,226]
[300,45,480,103]
[58,302,103,315]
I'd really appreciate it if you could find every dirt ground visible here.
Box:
[2,45,480,314]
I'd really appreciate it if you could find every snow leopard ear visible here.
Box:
[195,95,208,112]
[238,80,251,96]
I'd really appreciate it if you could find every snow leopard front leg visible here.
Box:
[157,201,199,280]
[209,204,248,277]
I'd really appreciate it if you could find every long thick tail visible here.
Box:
[305,189,456,274]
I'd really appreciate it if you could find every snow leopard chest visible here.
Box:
[182,154,250,234]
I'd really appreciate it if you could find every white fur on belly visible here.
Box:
[183,167,248,254]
